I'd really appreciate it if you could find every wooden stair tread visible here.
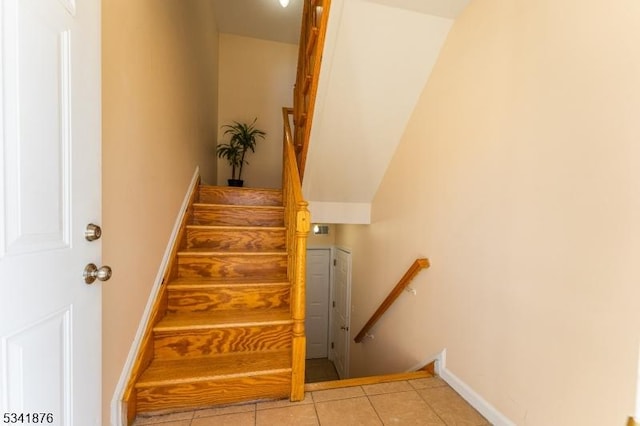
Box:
[198,186,283,207]
[186,225,285,231]
[193,203,284,210]
[178,250,286,256]
[190,204,285,227]
[155,309,293,331]
[167,277,289,288]
[136,350,292,388]
[184,226,286,252]
[180,247,287,255]
[176,252,287,280]
[199,186,282,193]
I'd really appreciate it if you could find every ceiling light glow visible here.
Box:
[279,0,290,7]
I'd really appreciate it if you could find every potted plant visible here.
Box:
[216,118,266,187]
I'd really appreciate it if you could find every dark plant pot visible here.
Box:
[228,179,244,187]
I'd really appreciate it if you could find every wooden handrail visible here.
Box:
[354,258,430,343]
[293,0,331,180]
[283,0,330,398]
[282,107,310,401]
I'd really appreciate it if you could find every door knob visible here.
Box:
[85,223,102,241]
[83,263,112,284]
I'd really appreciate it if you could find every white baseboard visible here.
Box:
[109,167,200,426]
[406,349,446,375]
[437,349,516,426]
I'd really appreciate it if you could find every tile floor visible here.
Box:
[305,358,340,383]
[133,376,491,425]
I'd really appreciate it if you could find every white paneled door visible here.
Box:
[305,249,331,359]
[0,0,102,425]
[329,248,351,379]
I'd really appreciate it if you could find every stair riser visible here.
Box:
[154,325,292,359]
[177,255,287,279]
[198,187,282,206]
[191,206,284,227]
[136,373,291,413]
[185,228,286,251]
[167,286,290,312]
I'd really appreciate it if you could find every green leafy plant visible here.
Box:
[216,118,266,184]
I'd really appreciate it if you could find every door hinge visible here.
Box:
[333,259,336,266]
[331,342,334,349]
[332,301,336,308]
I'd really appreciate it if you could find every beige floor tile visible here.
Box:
[408,377,448,390]
[362,380,413,395]
[418,386,489,425]
[256,404,319,426]
[190,411,255,426]
[315,396,383,426]
[133,410,194,425]
[311,385,365,402]
[369,390,445,425]
[193,403,255,418]
[256,393,313,409]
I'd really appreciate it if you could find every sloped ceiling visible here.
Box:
[366,0,469,19]
[212,0,303,45]
[302,0,470,224]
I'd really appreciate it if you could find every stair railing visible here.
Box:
[293,0,331,180]
[354,258,430,343]
[282,107,310,401]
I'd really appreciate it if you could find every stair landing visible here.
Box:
[133,372,492,426]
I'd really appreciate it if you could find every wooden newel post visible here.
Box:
[290,202,310,401]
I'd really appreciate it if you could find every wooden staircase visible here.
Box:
[129,185,300,418]
[124,0,332,418]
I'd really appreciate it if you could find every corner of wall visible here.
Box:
[436,349,516,426]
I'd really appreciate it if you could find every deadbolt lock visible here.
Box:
[85,223,102,241]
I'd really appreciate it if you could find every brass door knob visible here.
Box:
[83,263,112,284]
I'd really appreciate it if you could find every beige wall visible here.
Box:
[307,224,336,248]
[336,0,640,424]
[217,34,298,188]
[102,1,219,423]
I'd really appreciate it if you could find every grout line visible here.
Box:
[366,393,386,425]
[415,387,450,426]
[311,396,321,426]
[253,402,257,426]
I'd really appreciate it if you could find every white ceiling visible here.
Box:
[212,0,303,45]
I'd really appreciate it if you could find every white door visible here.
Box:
[329,248,351,379]
[0,1,102,425]
[305,249,331,359]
